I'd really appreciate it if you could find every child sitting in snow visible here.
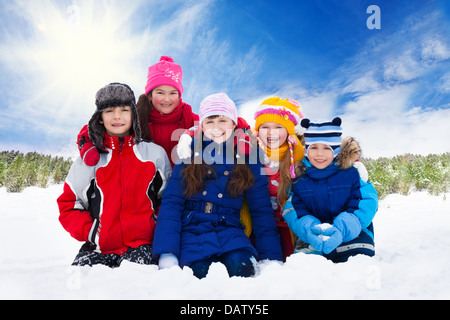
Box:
[282,117,378,263]
[252,97,305,261]
[152,93,282,278]
[57,83,172,268]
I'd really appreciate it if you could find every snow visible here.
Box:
[316,223,333,241]
[1,184,450,300]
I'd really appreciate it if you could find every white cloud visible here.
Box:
[383,51,421,82]
[437,72,450,93]
[421,38,450,62]
[338,88,450,158]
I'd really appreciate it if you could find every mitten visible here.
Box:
[158,253,179,269]
[311,224,343,254]
[176,126,197,160]
[332,211,362,243]
[353,160,369,182]
[77,125,100,166]
[297,215,324,252]
[235,128,253,157]
[283,208,324,253]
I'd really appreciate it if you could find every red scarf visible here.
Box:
[148,100,198,166]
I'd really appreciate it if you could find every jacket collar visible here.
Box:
[302,158,340,180]
[195,138,236,164]
[103,133,135,150]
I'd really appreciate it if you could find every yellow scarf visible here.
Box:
[265,135,304,164]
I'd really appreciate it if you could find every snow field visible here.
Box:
[0,184,449,299]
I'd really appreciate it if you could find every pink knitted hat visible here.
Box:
[199,93,238,125]
[144,56,183,96]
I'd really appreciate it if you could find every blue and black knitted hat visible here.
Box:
[301,117,343,158]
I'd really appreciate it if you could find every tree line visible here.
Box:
[1,150,449,199]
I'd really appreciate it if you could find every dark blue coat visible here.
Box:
[153,139,282,267]
[290,159,378,231]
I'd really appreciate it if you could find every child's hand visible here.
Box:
[282,197,324,252]
[235,128,253,157]
[158,253,179,269]
[311,224,343,254]
[353,161,369,182]
[77,125,100,166]
[297,216,324,252]
[176,126,197,160]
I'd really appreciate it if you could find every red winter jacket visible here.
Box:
[57,135,172,255]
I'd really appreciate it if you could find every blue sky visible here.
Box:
[0,0,449,158]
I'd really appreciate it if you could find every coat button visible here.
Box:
[224,171,229,176]
[218,193,223,198]
[202,191,207,196]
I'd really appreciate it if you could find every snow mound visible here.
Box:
[1,185,449,299]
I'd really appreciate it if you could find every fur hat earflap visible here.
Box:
[337,136,361,169]
[88,83,141,149]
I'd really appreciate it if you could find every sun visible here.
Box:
[34,2,141,93]
[2,0,150,134]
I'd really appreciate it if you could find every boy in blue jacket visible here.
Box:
[282,117,378,263]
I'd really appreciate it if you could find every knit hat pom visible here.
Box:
[160,56,174,63]
[145,56,183,96]
[301,118,311,129]
[332,117,342,126]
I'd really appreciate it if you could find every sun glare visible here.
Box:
[4,1,150,132]
[35,3,137,92]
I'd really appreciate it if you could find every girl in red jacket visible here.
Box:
[57,83,172,268]
[78,56,250,168]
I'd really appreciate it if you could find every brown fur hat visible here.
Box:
[88,83,141,149]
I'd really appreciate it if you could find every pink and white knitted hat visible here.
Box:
[199,93,238,125]
[144,56,183,96]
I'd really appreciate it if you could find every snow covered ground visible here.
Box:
[1,184,449,300]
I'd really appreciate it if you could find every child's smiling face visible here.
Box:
[201,115,236,143]
[307,143,334,169]
[149,85,180,115]
[258,122,288,149]
[100,106,132,138]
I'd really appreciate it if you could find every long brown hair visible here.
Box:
[136,93,152,141]
[277,151,303,204]
[182,129,254,198]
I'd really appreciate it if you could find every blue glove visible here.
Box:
[310,212,362,254]
[311,224,343,254]
[282,194,323,252]
[333,212,362,243]
[296,216,324,252]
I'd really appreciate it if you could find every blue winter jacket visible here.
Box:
[153,138,283,267]
[288,159,378,241]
